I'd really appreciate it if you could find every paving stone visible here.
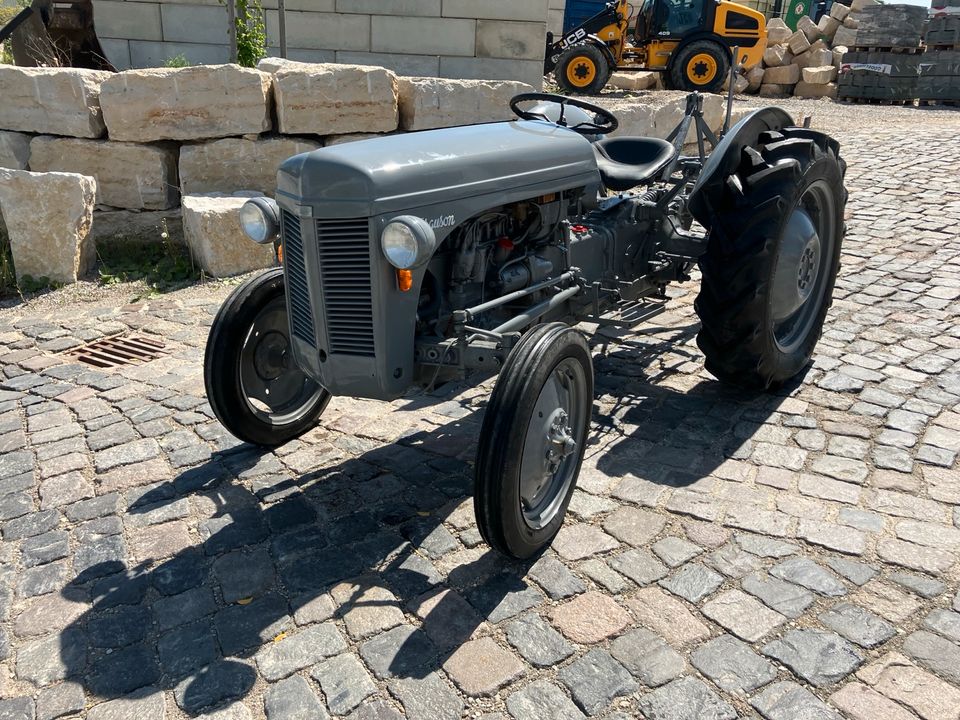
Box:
[312,653,377,715]
[331,579,405,640]
[902,630,960,684]
[255,621,346,681]
[762,629,863,686]
[877,538,955,575]
[608,548,668,586]
[735,534,799,558]
[741,571,815,618]
[359,624,436,679]
[15,628,86,685]
[505,613,574,668]
[651,536,702,567]
[4,509,59,541]
[346,700,402,720]
[578,558,630,593]
[0,697,34,720]
[410,587,485,650]
[264,675,329,720]
[464,574,542,624]
[18,560,70,597]
[157,619,219,678]
[21,530,69,567]
[769,557,847,596]
[638,677,737,720]
[610,627,685,687]
[506,679,586,720]
[214,593,292,656]
[702,589,787,642]
[625,587,710,648]
[858,652,960,720]
[602,506,666,545]
[35,681,85,720]
[819,602,896,648]
[888,571,946,598]
[174,659,255,714]
[691,634,777,693]
[558,649,638,716]
[553,524,619,561]
[798,519,867,555]
[87,690,166,720]
[86,642,161,697]
[87,604,152,648]
[751,681,842,720]
[705,543,764,578]
[829,681,917,720]
[528,553,585,600]
[389,673,463,720]
[442,636,524,697]
[824,557,877,586]
[658,562,723,603]
[810,456,869,484]
[551,590,630,644]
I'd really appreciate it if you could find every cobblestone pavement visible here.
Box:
[1,116,960,720]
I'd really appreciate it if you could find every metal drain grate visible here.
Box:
[65,334,168,368]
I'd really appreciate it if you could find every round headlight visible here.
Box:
[239,198,279,244]
[381,216,437,269]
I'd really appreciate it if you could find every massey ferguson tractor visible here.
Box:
[205,93,847,559]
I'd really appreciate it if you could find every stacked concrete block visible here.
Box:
[397,77,534,131]
[838,50,922,102]
[927,0,960,48]
[918,49,960,101]
[856,4,928,48]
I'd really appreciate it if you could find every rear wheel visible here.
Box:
[555,43,611,95]
[205,268,330,446]
[695,128,847,389]
[474,323,593,559]
[670,40,728,93]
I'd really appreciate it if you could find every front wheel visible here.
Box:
[670,40,729,93]
[695,127,847,389]
[555,43,611,95]
[204,268,330,446]
[474,323,594,559]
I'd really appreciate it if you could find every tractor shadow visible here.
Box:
[59,414,533,715]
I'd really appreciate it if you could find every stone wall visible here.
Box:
[92,0,549,89]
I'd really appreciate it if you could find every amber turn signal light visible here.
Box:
[276,244,284,264]
[396,269,413,292]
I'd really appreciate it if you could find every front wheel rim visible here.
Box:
[771,179,837,354]
[688,53,718,85]
[239,295,325,425]
[567,58,597,87]
[518,357,588,530]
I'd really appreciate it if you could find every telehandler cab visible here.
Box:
[545,0,767,94]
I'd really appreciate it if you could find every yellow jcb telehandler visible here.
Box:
[544,0,766,94]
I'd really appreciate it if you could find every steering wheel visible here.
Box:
[510,92,619,135]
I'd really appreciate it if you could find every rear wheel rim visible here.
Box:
[771,179,837,354]
[239,295,325,425]
[687,52,718,85]
[518,357,588,530]
[567,57,597,88]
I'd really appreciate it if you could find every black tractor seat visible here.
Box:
[592,136,677,192]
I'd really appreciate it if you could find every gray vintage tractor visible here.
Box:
[204,92,847,559]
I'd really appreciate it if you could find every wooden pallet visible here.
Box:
[851,45,924,54]
[919,99,960,107]
[840,96,918,106]
[927,43,960,51]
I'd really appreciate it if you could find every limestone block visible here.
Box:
[729,106,762,125]
[767,18,792,45]
[843,15,859,29]
[794,81,838,99]
[798,15,821,42]
[29,137,178,211]
[830,2,851,22]
[833,26,858,48]
[832,47,848,70]
[605,102,655,138]
[0,67,111,138]
[764,44,790,67]
[476,20,546,61]
[274,63,399,136]
[819,15,841,39]
[746,65,765,92]
[763,64,801,85]
[324,133,389,146]
[650,93,723,139]
[607,71,658,91]
[439,56,545,90]
[0,170,96,284]
[181,195,275,278]
[179,137,323,196]
[257,56,312,74]
[759,83,790,97]
[850,0,877,12]
[787,31,811,56]
[795,48,833,70]
[397,77,534,131]
[0,132,31,170]
[99,65,272,142]
[802,65,838,84]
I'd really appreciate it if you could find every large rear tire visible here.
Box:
[555,43,611,95]
[670,40,729,93]
[205,268,330,447]
[695,128,847,389]
[474,323,594,559]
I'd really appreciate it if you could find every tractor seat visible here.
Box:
[592,137,677,192]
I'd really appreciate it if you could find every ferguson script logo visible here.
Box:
[429,215,456,229]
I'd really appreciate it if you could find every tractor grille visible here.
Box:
[280,209,317,347]
[316,218,375,357]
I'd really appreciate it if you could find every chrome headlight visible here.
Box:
[239,197,280,244]
[381,216,437,269]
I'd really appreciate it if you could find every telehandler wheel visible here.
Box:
[474,323,593,559]
[670,40,729,93]
[555,43,611,95]
[205,268,330,447]
[695,127,847,389]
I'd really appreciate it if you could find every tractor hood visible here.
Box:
[276,121,601,217]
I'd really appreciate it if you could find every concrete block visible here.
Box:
[265,10,370,51]
[439,56,544,89]
[763,64,800,85]
[548,8,565,35]
[179,137,322,196]
[746,65,765,92]
[100,65,271,141]
[99,38,132,70]
[787,30,811,55]
[274,63,399,135]
[159,3,230,45]
[801,65,838,84]
[336,0,441,15]
[182,194,275,278]
[94,1,162,41]
[29,136,178,210]
[0,170,97,284]
[398,76,534,131]
[372,15,475,56]
[0,67,111,138]
[794,81,838,98]
[830,2,851,21]
[335,51,441,77]
[442,0,549,22]
[476,19,546,60]
[0,131,31,170]
[129,40,230,67]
